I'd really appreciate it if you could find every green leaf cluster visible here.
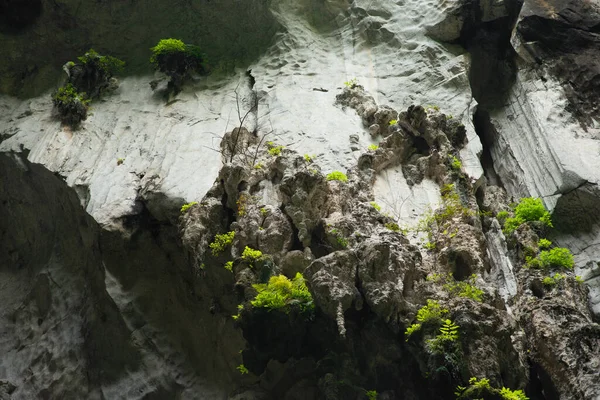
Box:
[502,197,552,235]
[266,141,284,156]
[344,78,358,88]
[78,48,125,75]
[326,171,348,182]
[427,319,459,353]
[455,377,528,400]
[365,390,378,400]
[370,201,381,212]
[251,273,314,313]
[209,231,235,256]
[149,38,206,79]
[242,246,263,264]
[527,247,574,269]
[368,144,379,151]
[180,201,198,213]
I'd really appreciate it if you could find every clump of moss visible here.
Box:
[250,273,314,313]
[209,231,235,256]
[150,38,207,92]
[326,171,348,182]
[180,201,198,213]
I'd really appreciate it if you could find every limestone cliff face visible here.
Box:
[1,0,600,399]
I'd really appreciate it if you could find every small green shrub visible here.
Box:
[180,201,198,213]
[304,154,313,162]
[416,299,448,324]
[576,275,584,283]
[389,119,398,126]
[150,38,206,91]
[539,247,574,269]
[251,273,314,313]
[455,377,529,400]
[368,144,379,151]
[61,49,125,101]
[52,83,90,125]
[503,197,552,235]
[326,171,348,182]
[242,246,263,264]
[210,231,235,256]
[538,238,552,249]
[444,274,484,302]
[370,201,381,212]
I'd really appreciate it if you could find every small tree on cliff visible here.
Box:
[150,38,207,94]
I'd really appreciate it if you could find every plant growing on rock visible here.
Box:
[502,197,552,235]
[209,231,235,256]
[67,48,125,99]
[242,246,263,266]
[526,247,574,269]
[51,83,90,125]
[250,273,314,313]
[343,78,358,89]
[150,38,207,93]
[368,144,379,151]
[455,377,528,400]
[180,201,198,213]
[426,319,459,354]
[326,171,348,182]
[405,299,449,340]
[449,155,462,172]
[266,141,284,156]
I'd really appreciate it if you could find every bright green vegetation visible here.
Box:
[251,273,314,313]
[242,246,263,264]
[260,207,268,216]
[366,390,378,400]
[224,261,233,272]
[416,300,448,323]
[527,247,574,269]
[444,274,484,302]
[542,273,566,287]
[538,238,552,249]
[254,162,263,169]
[426,104,440,111]
[77,48,125,76]
[266,141,284,156]
[576,275,584,283]
[304,154,313,162]
[210,231,235,256]
[368,144,379,151]
[455,377,528,400]
[344,78,358,88]
[180,201,198,213]
[389,119,398,126]
[502,197,552,235]
[326,171,348,182]
[51,83,91,125]
[370,201,382,212]
[236,364,249,375]
[426,319,459,353]
[405,299,450,341]
[449,155,462,172]
[150,38,206,88]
